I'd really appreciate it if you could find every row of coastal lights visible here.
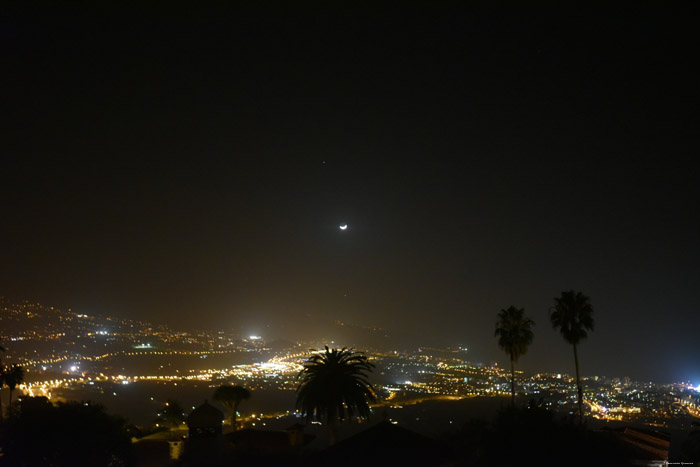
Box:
[21,348,246,366]
[20,357,306,395]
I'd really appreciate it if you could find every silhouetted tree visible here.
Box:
[0,396,132,466]
[449,406,633,467]
[681,427,700,462]
[495,305,535,406]
[5,364,24,407]
[296,346,376,445]
[213,384,250,430]
[550,290,594,423]
[156,399,186,430]
[0,345,5,421]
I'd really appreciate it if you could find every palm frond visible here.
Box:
[296,347,376,424]
[495,306,535,362]
[550,290,594,345]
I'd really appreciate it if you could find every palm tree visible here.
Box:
[213,384,250,431]
[495,305,535,406]
[0,368,5,421]
[296,346,376,445]
[1,345,5,421]
[5,364,24,407]
[550,290,594,423]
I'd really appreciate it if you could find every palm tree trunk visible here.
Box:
[573,343,583,423]
[232,402,239,430]
[328,420,338,445]
[510,357,516,407]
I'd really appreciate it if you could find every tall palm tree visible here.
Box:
[5,364,24,407]
[550,290,594,423]
[0,345,5,421]
[213,384,250,431]
[495,306,535,406]
[296,346,376,445]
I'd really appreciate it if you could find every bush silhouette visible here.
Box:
[0,396,132,466]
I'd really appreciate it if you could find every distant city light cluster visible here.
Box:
[3,299,699,430]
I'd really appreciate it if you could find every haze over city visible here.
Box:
[2,3,698,385]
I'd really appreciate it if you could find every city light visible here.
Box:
[3,300,699,433]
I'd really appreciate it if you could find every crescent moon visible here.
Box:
[339,224,348,230]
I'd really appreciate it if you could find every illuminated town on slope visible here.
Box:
[2,299,698,430]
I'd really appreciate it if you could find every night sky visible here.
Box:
[2,4,698,383]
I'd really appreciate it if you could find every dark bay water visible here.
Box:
[97,350,270,375]
[53,379,298,425]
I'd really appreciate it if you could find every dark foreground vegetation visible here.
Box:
[2,395,699,466]
[0,397,132,467]
[448,405,636,467]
